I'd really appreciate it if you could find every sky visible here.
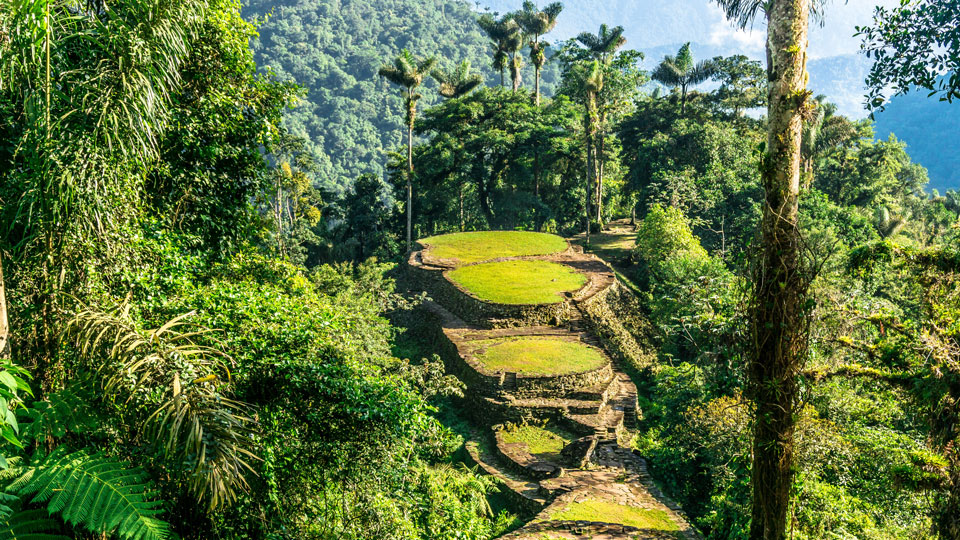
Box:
[480,0,900,60]
[705,0,900,60]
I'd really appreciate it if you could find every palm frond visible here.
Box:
[577,24,626,61]
[66,304,257,511]
[651,59,683,86]
[431,61,483,99]
[715,0,829,30]
[378,50,435,92]
[9,449,173,540]
[688,60,717,85]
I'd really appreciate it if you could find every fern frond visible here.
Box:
[0,496,68,540]
[20,384,100,442]
[11,449,174,540]
[0,511,68,540]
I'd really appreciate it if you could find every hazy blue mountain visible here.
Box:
[873,87,960,193]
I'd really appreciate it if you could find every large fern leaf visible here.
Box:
[0,495,68,540]
[8,450,175,540]
[0,509,68,540]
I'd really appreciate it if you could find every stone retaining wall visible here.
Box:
[454,342,615,398]
[406,252,579,328]
[578,282,653,373]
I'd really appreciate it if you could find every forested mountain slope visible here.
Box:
[242,0,558,190]
[873,85,960,192]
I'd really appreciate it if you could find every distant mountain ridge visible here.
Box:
[243,0,957,191]
[873,85,960,193]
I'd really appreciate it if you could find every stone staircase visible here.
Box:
[405,239,700,540]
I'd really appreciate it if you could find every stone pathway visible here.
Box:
[406,239,700,540]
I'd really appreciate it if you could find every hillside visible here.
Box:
[242,0,559,190]
[873,86,960,192]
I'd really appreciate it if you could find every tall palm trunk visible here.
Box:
[511,56,521,93]
[596,130,605,224]
[584,100,598,245]
[275,178,284,256]
[406,92,415,252]
[748,1,811,539]
[533,34,542,107]
[534,65,541,105]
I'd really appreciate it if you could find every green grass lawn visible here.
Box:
[572,227,637,265]
[475,337,607,375]
[548,498,679,530]
[447,260,586,304]
[500,423,576,457]
[421,231,568,264]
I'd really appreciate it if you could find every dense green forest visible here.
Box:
[0,0,958,539]
[242,0,561,190]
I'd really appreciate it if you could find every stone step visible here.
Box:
[463,438,549,515]
[567,375,620,402]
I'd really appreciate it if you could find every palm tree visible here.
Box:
[478,14,522,88]
[714,1,822,539]
[431,60,483,99]
[517,1,563,106]
[576,23,626,64]
[801,95,831,182]
[576,24,627,224]
[431,61,482,231]
[506,28,525,93]
[378,50,437,251]
[875,205,911,238]
[582,60,604,246]
[651,43,715,115]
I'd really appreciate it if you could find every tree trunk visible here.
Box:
[473,158,495,226]
[681,83,687,115]
[406,119,414,252]
[512,62,521,93]
[584,111,593,246]
[749,2,811,540]
[0,254,10,362]
[534,65,541,106]
[459,183,464,232]
[596,133,604,225]
[276,179,284,257]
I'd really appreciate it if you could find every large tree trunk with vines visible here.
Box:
[749,1,812,539]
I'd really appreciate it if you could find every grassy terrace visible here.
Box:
[420,231,568,264]
[447,260,586,304]
[547,499,679,531]
[500,423,576,460]
[475,337,607,375]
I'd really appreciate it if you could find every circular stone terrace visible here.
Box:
[410,231,616,326]
[474,337,607,376]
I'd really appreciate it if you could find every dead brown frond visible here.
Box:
[66,301,258,511]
